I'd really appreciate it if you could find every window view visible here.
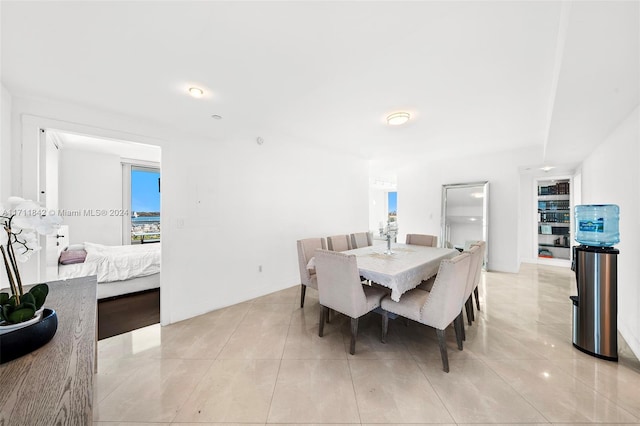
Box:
[388,191,397,223]
[131,167,160,244]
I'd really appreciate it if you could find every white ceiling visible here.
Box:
[2,1,638,166]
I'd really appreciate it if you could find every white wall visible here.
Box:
[9,95,369,325]
[59,148,123,245]
[396,145,543,272]
[162,134,369,323]
[518,172,536,263]
[0,85,12,289]
[581,106,640,359]
[1,85,11,200]
[368,186,388,235]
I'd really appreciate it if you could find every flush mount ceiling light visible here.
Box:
[188,87,204,98]
[386,112,410,126]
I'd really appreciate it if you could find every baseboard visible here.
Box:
[618,326,640,373]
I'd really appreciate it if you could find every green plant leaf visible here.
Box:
[0,292,8,305]
[22,292,36,307]
[7,306,35,324]
[7,295,17,307]
[1,305,10,321]
[28,284,48,309]
[22,302,37,312]
[0,306,6,322]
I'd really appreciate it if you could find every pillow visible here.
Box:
[59,249,87,265]
[66,243,85,251]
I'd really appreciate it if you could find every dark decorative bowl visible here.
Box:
[0,308,58,364]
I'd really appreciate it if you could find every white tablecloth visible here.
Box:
[309,244,458,302]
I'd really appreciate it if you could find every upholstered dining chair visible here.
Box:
[314,249,388,355]
[405,233,438,247]
[470,241,486,312]
[350,232,372,249]
[296,237,326,308]
[380,252,471,372]
[462,245,482,326]
[327,234,352,252]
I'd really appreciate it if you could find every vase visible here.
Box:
[0,311,42,335]
[0,308,58,364]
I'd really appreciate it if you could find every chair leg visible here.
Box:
[474,287,481,311]
[381,311,388,343]
[327,308,331,323]
[300,284,307,308]
[436,328,450,373]
[318,305,326,337]
[465,298,473,325]
[350,317,359,355]
[458,309,466,342]
[454,313,464,350]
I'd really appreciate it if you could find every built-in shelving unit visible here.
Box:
[537,179,571,260]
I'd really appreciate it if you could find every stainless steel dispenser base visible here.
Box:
[571,246,618,361]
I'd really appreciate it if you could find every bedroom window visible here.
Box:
[129,166,160,244]
[388,191,397,223]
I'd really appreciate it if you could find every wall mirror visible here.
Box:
[441,181,489,267]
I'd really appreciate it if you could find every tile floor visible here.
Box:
[94,263,640,425]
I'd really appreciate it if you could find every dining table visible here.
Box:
[310,243,459,302]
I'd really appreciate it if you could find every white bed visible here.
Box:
[58,242,160,299]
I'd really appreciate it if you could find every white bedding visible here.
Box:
[58,242,161,283]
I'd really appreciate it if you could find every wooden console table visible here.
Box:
[0,276,97,425]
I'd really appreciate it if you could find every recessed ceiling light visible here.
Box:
[387,112,410,125]
[540,165,555,172]
[188,87,204,98]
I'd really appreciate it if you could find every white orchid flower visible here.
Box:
[12,200,44,230]
[6,196,25,205]
[1,197,63,265]
[35,214,63,235]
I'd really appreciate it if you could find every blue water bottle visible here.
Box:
[574,204,620,247]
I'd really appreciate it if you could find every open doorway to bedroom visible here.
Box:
[44,129,161,339]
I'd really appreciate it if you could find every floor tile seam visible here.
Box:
[265,333,288,425]
[410,349,457,424]
[265,422,359,425]
[94,353,167,404]
[475,356,553,425]
[548,359,640,422]
[346,354,364,424]
[166,357,218,424]
[486,264,640,425]
[212,304,257,360]
[93,374,124,406]
[470,356,555,362]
